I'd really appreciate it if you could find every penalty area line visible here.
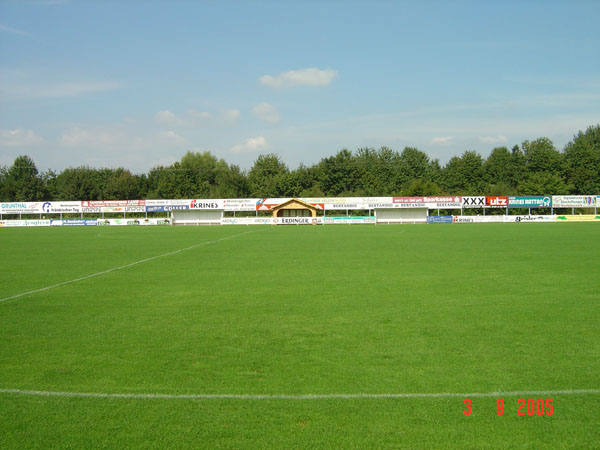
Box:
[0,229,260,305]
[0,388,599,400]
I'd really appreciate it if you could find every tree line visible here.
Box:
[1,124,599,202]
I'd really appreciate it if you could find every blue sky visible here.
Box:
[1,0,599,173]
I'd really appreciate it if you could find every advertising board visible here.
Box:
[97,218,170,226]
[145,205,189,212]
[222,199,258,211]
[486,196,508,207]
[221,217,325,225]
[508,196,551,208]
[555,215,600,222]
[39,201,82,214]
[221,217,274,225]
[512,215,556,222]
[0,202,44,214]
[81,200,147,213]
[81,200,146,207]
[551,196,596,208]
[462,197,485,208]
[322,216,375,224]
[189,199,223,209]
[427,216,453,223]
[51,219,98,226]
[0,220,51,227]
[274,217,323,225]
[452,215,557,223]
[453,216,506,223]
[394,196,462,208]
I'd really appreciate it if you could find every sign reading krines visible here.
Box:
[189,199,223,209]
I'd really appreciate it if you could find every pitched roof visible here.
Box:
[271,198,318,211]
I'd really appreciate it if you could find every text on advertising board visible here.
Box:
[190,200,220,209]
[486,196,508,207]
[462,197,485,208]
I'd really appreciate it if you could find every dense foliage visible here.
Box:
[1,125,599,201]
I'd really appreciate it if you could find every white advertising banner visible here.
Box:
[96,218,171,226]
[0,202,44,214]
[221,217,274,225]
[323,216,376,224]
[221,217,324,225]
[0,219,51,227]
[0,201,82,215]
[393,196,463,208]
[512,215,556,222]
[462,197,486,208]
[81,200,146,213]
[452,215,557,223]
[222,199,259,211]
[453,216,507,223]
[551,196,596,208]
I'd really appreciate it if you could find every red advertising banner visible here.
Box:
[486,196,508,207]
[81,200,146,207]
[393,197,425,204]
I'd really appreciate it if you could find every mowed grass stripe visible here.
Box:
[0,228,261,304]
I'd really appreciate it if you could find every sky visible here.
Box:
[0,0,599,173]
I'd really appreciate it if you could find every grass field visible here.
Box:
[0,224,599,449]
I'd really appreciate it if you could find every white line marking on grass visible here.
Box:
[0,229,259,304]
[0,388,598,400]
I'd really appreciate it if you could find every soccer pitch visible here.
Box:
[0,224,598,449]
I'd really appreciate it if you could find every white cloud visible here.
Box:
[60,125,186,155]
[259,68,338,89]
[0,128,43,146]
[186,109,212,120]
[155,109,212,126]
[479,135,508,144]
[221,108,241,121]
[431,136,454,144]
[252,103,281,124]
[5,81,121,99]
[157,130,187,146]
[0,24,32,37]
[231,136,270,154]
[155,110,180,125]
[60,127,126,148]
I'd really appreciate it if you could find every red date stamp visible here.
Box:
[463,398,554,416]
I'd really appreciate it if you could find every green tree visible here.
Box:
[442,151,485,194]
[563,124,600,194]
[212,162,249,198]
[247,153,289,197]
[402,178,440,196]
[521,137,564,174]
[0,155,46,201]
[314,149,357,196]
[103,169,142,200]
[0,165,8,199]
[518,172,570,196]
[400,147,430,181]
[146,165,178,199]
[519,138,567,194]
[52,167,102,200]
